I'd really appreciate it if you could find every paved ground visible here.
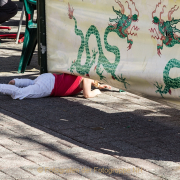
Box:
[1,2,180,180]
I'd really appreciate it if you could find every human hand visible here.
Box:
[98,84,111,89]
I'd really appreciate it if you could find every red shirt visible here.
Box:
[50,73,83,97]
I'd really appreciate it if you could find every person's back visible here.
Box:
[51,73,83,97]
[0,0,18,24]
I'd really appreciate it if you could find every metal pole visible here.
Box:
[37,0,47,74]
[16,5,25,44]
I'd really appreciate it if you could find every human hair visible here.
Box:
[93,80,100,88]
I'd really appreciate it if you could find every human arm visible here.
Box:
[91,80,111,90]
[82,78,111,98]
[82,78,102,98]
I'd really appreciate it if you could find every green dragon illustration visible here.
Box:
[154,59,180,97]
[151,1,180,97]
[150,2,180,56]
[68,0,139,88]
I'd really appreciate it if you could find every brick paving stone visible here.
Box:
[115,156,167,178]
[0,127,18,140]
[15,150,55,165]
[90,154,163,180]
[1,167,34,179]
[37,150,70,162]
[51,160,113,180]
[0,171,14,180]
[34,161,89,179]
[21,165,63,179]
[0,137,50,152]
[21,178,64,180]
[0,153,36,170]
[149,159,180,169]
[29,133,87,150]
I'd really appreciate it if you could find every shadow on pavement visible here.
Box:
[0,91,180,178]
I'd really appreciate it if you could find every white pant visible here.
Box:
[0,73,55,100]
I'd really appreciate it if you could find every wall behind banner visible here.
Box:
[45,0,180,108]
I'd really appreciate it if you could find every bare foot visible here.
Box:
[8,80,15,85]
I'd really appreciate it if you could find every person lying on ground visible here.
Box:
[0,0,18,24]
[0,73,111,100]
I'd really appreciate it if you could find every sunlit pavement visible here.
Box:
[0,2,180,180]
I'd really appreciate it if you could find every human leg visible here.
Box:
[12,78,35,87]
[0,83,48,99]
[0,73,55,99]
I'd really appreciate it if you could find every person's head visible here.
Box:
[92,80,99,88]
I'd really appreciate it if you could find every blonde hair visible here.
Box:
[93,80,99,88]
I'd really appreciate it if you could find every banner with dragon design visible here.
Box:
[45,0,180,108]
